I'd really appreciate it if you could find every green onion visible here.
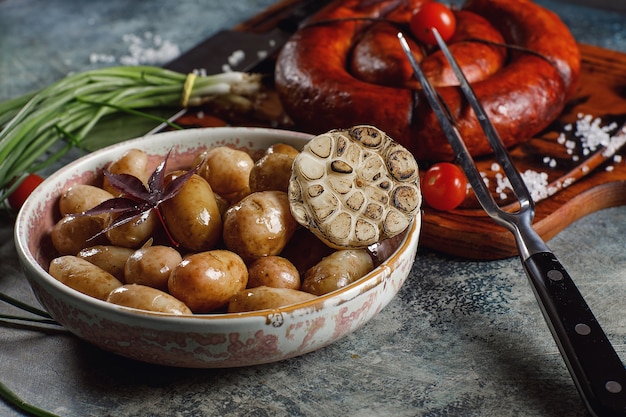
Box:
[0,381,62,417]
[0,294,63,415]
[0,66,263,207]
[0,293,54,319]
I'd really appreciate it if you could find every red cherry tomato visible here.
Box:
[421,162,467,211]
[7,173,44,210]
[410,2,457,46]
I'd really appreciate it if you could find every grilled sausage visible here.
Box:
[275,0,580,161]
[351,10,506,88]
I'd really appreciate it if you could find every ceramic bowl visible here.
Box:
[14,127,421,368]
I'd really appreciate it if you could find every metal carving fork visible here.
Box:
[398,31,626,416]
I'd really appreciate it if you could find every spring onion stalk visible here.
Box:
[0,66,263,206]
[0,314,60,326]
[0,297,63,415]
[0,293,54,319]
[0,381,62,417]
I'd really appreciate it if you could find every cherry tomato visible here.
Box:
[410,2,457,46]
[7,173,44,210]
[421,162,467,211]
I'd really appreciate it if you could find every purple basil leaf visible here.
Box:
[77,148,198,245]
[87,206,149,242]
[103,171,150,201]
[79,197,143,217]
[147,149,171,196]
[159,163,201,204]
[106,205,151,229]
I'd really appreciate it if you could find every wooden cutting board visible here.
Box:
[418,44,626,260]
[175,2,626,261]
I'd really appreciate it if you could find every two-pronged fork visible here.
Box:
[398,30,626,417]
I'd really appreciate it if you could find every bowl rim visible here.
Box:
[14,126,420,325]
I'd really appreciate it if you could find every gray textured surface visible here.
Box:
[1,1,626,416]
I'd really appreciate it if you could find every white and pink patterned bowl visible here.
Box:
[14,127,421,368]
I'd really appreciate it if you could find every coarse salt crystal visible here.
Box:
[480,114,624,203]
[573,114,619,154]
[542,156,557,168]
[547,185,559,196]
[563,177,575,187]
[495,172,508,195]
[480,171,490,188]
[228,50,245,67]
[493,169,550,201]
[521,170,550,201]
[90,32,180,66]
[89,53,116,64]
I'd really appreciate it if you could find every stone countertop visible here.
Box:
[1,1,625,416]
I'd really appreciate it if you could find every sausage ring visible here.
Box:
[275,0,581,161]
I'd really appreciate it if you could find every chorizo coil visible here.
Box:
[274,0,581,161]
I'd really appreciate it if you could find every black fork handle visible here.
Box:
[524,252,626,416]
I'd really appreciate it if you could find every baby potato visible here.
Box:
[214,193,230,217]
[301,249,374,296]
[58,184,114,216]
[222,191,298,263]
[107,284,192,315]
[124,245,182,290]
[279,227,335,277]
[247,256,300,290]
[249,152,295,193]
[103,149,149,195]
[106,210,158,248]
[267,143,300,158]
[195,146,254,197]
[227,286,316,313]
[77,245,135,281]
[220,187,252,205]
[51,214,108,255]
[160,172,222,252]
[168,250,248,313]
[49,255,123,300]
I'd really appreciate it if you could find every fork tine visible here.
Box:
[397,32,501,218]
[429,29,534,213]
[398,31,550,258]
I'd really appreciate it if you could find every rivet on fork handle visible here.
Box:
[524,251,626,417]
